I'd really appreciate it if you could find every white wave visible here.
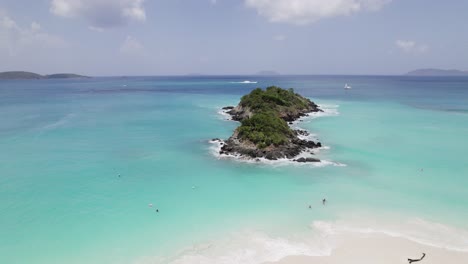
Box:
[296,130,318,142]
[137,231,332,264]
[217,109,234,121]
[295,104,340,123]
[289,104,339,139]
[230,80,258,84]
[208,140,343,168]
[136,216,468,264]
[38,113,76,132]
[312,218,468,252]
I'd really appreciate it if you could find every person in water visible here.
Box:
[322,198,326,205]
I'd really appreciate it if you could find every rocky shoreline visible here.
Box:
[215,102,324,163]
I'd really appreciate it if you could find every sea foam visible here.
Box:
[312,217,468,252]
[137,216,468,264]
[136,230,332,264]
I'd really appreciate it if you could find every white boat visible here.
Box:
[344,83,352,89]
[230,80,258,84]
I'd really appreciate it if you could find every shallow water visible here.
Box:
[0,76,467,263]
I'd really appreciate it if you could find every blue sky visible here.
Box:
[0,0,467,76]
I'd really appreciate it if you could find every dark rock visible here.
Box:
[222,106,234,110]
[294,157,320,163]
[295,129,309,136]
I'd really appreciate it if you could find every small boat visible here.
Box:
[344,83,352,89]
[230,80,258,84]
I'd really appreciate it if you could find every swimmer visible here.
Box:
[322,198,326,205]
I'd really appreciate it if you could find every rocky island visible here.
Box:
[215,86,324,162]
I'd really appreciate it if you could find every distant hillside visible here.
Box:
[406,69,468,76]
[45,73,89,79]
[0,71,43,79]
[0,71,90,80]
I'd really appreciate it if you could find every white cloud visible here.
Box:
[88,26,104,32]
[0,13,65,56]
[245,0,391,24]
[120,35,144,55]
[50,0,146,28]
[395,40,428,54]
[1,14,18,29]
[274,34,286,41]
[31,22,41,31]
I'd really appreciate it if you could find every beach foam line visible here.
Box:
[269,234,468,264]
[311,218,468,252]
[136,216,468,264]
[137,230,332,264]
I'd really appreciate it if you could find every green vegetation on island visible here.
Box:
[0,71,90,80]
[239,87,311,115]
[238,111,293,148]
[235,86,310,148]
[218,86,322,161]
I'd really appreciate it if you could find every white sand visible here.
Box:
[265,233,468,264]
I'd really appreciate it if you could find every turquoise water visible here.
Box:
[1,76,467,263]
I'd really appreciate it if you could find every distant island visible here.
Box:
[213,86,323,162]
[0,71,90,80]
[406,68,468,76]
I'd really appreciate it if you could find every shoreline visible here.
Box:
[149,216,468,264]
[266,233,468,264]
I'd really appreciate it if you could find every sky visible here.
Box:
[0,0,467,76]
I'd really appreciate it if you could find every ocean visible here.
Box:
[0,75,467,263]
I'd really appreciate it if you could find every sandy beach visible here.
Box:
[266,233,468,264]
